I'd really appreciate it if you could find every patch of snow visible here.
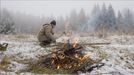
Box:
[0,35,134,74]
[9,61,26,72]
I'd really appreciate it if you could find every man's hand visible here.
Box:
[52,32,54,35]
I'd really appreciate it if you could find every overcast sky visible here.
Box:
[1,0,134,17]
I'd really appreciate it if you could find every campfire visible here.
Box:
[37,38,108,73]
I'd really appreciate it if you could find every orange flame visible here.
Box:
[75,54,79,58]
[51,60,54,64]
[80,54,90,61]
[69,66,72,68]
[73,37,79,48]
[57,65,60,69]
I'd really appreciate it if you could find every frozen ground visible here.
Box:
[0,34,134,75]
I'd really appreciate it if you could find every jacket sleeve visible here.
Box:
[45,25,55,41]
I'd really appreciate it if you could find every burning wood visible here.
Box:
[38,39,107,73]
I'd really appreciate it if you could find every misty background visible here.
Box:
[0,0,134,36]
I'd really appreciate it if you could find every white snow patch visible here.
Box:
[0,35,134,74]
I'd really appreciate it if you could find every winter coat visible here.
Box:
[37,24,55,42]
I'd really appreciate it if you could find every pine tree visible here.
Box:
[123,8,134,33]
[0,9,15,34]
[100,3,107,26]
[88,4,101,31]
[78,8,87,25]
[124,8,133,27]
[78,8,88,31]
[107,4,117,29]
[117,11,124,29]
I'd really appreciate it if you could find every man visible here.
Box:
[37,20,56,47]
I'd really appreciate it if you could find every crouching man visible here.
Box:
[37,20,56,47]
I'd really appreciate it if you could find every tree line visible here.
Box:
[0,3,134,35]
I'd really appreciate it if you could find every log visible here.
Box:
[56,42,110,45]
[45,42,110,47]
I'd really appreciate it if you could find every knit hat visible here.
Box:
[50,20,56,26]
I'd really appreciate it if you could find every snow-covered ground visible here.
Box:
[0,34,134,75]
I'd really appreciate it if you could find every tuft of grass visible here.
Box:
[94,46,109,60]
[14,34,29,39]
[0,55,11,71]
[30,65,71,74]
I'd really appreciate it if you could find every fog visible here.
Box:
[1,0,134,18]
[1,0,134,35]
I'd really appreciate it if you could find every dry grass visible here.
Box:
[21,60,72,74]
[5,34,35,41]
[14,34,28,39]
[91,46,109,60]
[0,55,11,71]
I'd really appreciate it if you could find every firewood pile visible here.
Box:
[37,40,108,73]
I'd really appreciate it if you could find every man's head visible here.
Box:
[50,20,56,28]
